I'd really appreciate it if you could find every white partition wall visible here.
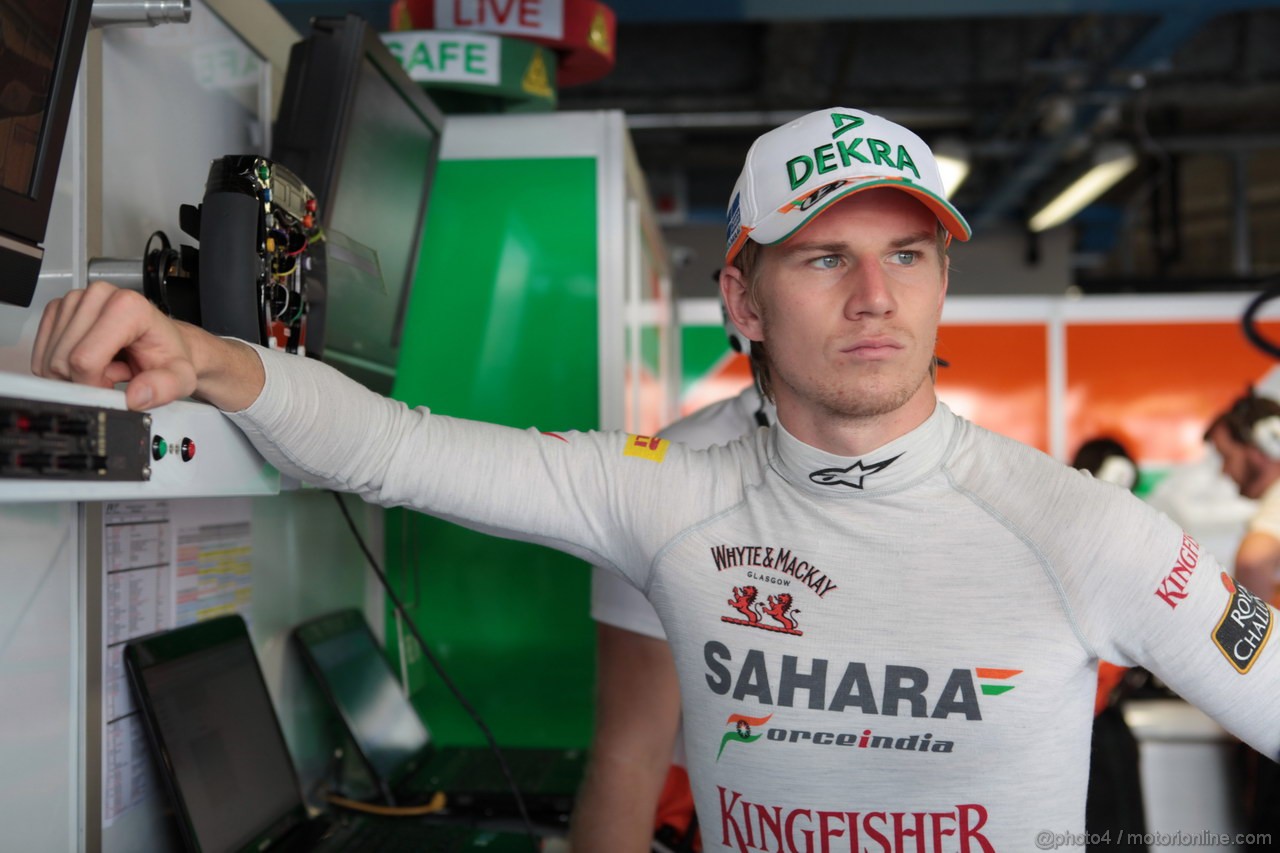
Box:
[0,4,386,851]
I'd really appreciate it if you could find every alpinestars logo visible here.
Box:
[809,454,901,489]
[723,585,803,635]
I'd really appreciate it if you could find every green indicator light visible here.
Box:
[152,436,167,460]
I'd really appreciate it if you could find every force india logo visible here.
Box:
[716,711,956,762]
[1214,573,1273,674]
[717,787,996,853]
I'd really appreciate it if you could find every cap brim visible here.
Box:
[726,178,971,265]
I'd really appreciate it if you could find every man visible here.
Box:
[574,307,773,853]
[32,108,1280,852]
[1206,390,1280,606]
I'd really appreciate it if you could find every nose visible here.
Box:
[843,259,895,320]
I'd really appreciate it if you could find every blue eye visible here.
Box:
[813,255,840,269]
[894,251,917,265]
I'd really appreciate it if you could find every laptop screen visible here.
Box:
[294,610,431,785]
[127,617,307,853]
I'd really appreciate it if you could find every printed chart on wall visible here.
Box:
[101,498,254,827]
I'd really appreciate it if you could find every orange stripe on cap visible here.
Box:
[975,668,1022,679]
[724,226,755,266]
[726,713,773,726]
[775,181,971,248]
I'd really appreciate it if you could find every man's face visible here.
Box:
[1210,424,1267,499]
[728,189,947,422]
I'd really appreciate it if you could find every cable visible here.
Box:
[1242,279,1280,360]
[327,791,448,816]
[330,492,541,851]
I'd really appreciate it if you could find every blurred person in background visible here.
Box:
[1204,390,1280,606]
[1204,392,1280,850]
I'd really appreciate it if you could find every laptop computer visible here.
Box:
[290,609,586,828]
[124,614,534,853]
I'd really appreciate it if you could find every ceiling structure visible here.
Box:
[269,0,1280,294]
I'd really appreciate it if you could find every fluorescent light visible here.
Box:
[1028,144,1137,232]
[930,138,970,199]
[936,155,970,198]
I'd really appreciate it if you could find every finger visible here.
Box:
[124,363,197,411]
[103,361,135,386]
[40,288,83,377]
[63,288,153,386]
[72,289,189,395]
[30,297,62,377]
[44,283,118,381]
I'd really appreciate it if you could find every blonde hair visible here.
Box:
[732,240,774,400]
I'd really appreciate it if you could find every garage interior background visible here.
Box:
[271,0,1280,300]
[2,3,1279,851]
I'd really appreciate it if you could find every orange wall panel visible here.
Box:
[1066,322,1280,464]
[936,324,1049,452]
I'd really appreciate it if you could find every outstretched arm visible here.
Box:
[30,281,263,412]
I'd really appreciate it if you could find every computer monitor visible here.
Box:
[272,14,445,393]
[124,616,311,853]
[292,609,431,797]
[0,0,92,307]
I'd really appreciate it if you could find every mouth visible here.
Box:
[841,337,904,359]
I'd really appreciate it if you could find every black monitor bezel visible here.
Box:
[124,614,312,853]
[291,608,433,805]
[0,0,93,307]
[271,14,445,363]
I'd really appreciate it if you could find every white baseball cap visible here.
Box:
[724,107,971,265]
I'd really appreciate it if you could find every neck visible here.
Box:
[772,383,939,457]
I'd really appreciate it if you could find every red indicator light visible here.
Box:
[181,438,196,462]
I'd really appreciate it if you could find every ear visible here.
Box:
[720,265,764,344]
[937,252,950,312]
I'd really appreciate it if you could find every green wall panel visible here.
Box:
[388,156,599,748]
[681,324,734,394]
